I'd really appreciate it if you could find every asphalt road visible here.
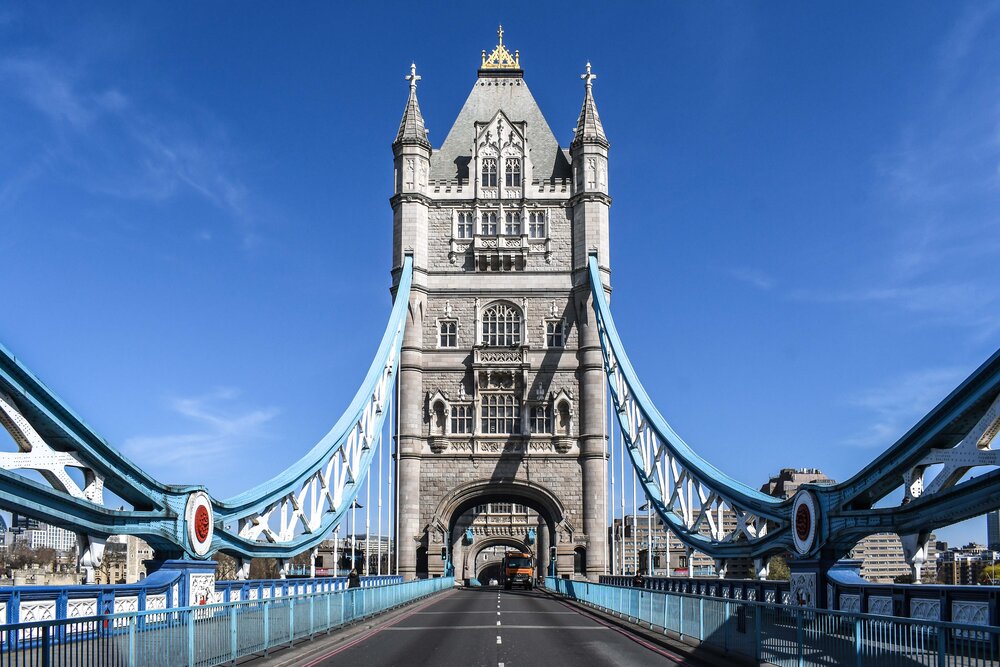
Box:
[306,586,691,666]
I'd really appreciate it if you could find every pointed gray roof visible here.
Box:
[394,64,430,149]
[571,63,608,149]
[430,75,571,181]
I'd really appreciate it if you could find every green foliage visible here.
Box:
[767,555,790,580]
[978,564,1000,585]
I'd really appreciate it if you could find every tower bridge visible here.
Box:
[1,28,1000,666]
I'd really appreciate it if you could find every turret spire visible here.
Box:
[572,62,607,148]
[394,63,430,148]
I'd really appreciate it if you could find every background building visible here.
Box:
[936,543,999,585]
[848,533,938,583]
[760,468,835,499]
[986,511,1000,551]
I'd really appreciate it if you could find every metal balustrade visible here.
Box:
[0,576,453,667]
[547,577,1000,666]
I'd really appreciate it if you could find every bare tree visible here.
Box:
[214,553,240,581]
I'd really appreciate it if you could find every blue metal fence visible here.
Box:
[0,576,453,666]
[547,577,1000,666]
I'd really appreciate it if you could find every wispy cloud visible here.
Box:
[123,389,279,479]
[730,267,774,290]
[0,56,259,245]
[844,367,966,447]
[797,5,1000,337]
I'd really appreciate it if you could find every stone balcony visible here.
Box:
[473,346,528,366]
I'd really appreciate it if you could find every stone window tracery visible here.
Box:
[451,405,473,434]
[528,210,546,239]
[505,158,521,187]
[545,320,565,348]
[531,404,552,434]
[504,211,521,236]
[457,212,474,239]
[481,394,520,435]
[481,210,498,236]
[482,158,498,187]
[481,302,522,347]
[439,320,457,347]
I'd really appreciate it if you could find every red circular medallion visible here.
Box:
[194,505,211,543]
[795,503,811,542]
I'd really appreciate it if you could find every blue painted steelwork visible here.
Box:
[548,576,1000,666]
[0,576,453,667]
[0,257,413,561]
[589,255,1000,563]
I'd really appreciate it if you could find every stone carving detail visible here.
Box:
[764,590,776,604]
[189,573,216,606]
[476,349,522,365]
[839,594,860,614]
[910,598,941,622]
[952,601,989,626]
[66,599,97,618]
[868,595,892,616]
[789,572,816,607]
[20,601,55,623]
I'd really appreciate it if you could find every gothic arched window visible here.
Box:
[482,158,498,187]
[505,158,521,187]
[531,405,552,434]
[481,302,522,347]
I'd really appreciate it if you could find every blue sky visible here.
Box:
[1,3,999,548]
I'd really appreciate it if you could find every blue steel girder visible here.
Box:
[588,255,1000,562]
[588,256,790,560]
[0,256,413,561]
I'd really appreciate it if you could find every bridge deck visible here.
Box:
[262,586,707,666]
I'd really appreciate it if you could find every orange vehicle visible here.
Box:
[502,551,534,590]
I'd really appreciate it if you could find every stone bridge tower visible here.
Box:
[390,28,611,581]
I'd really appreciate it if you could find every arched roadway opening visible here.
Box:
[465,535,532,584]
[429,479,573,582]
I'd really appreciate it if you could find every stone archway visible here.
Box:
[465,535,532,584]
[427,478,576,581]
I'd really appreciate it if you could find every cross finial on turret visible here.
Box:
[406,63,421,91]
[581,62,597,89]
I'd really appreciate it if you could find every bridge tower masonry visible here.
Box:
[390,29,611,581]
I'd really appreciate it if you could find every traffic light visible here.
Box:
[441,546,447,561]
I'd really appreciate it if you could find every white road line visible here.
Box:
[497,620,501,625]
[386,625,609,631]
[497,636,502,644]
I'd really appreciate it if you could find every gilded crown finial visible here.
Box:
[405,62,421,90]
[481,26,521,71]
